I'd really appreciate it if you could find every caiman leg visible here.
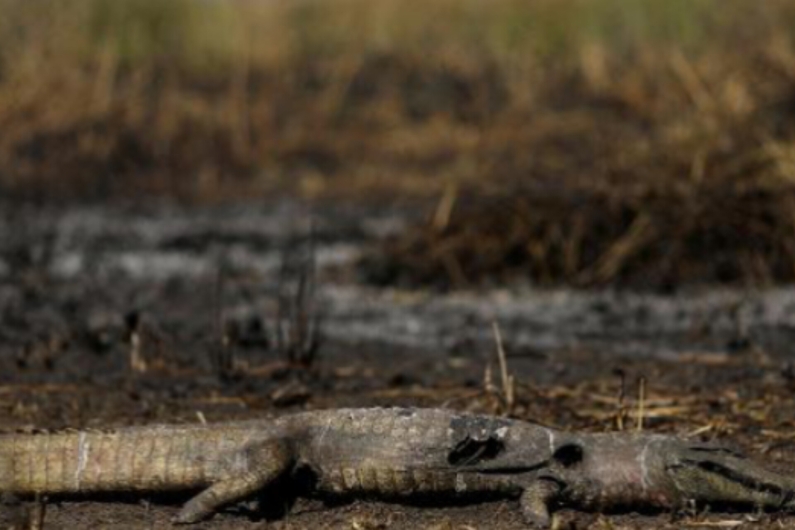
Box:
[174,440,292,524]
[520,478,563,527]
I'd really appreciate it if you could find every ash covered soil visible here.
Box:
[2,200,795,529]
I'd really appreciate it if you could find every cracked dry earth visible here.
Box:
[1,200,795,529]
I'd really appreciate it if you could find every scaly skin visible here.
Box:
[0,408,792,526]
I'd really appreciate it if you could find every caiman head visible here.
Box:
[445,416,557,478]
[445,416,795,527]
[547,434,795,514]
[661,441,795,511]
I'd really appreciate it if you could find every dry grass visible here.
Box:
[4,0,795,285]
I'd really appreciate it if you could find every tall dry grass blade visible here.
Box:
[491,320,514,414]
[669,50,715,112]
[432,182,458,231]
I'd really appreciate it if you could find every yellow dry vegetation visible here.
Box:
[3,0,795,286]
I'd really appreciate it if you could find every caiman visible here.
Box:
[0,407,792,526]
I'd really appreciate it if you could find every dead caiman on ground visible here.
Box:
[0,407,792,526]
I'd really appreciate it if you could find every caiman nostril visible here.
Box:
[553,443,584,468]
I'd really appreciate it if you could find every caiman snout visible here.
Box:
[663,443,795,511]
[548,435,795,515]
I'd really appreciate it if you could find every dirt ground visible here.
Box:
[2,199,795,529]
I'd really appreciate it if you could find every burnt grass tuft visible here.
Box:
[360,182,795,290]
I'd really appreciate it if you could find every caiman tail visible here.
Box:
[0,425,255,494]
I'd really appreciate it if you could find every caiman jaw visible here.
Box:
[665,445,795,510]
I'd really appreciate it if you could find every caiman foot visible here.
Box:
[521,477,563,528]
[172,472,270,524]
[173,440,292,524]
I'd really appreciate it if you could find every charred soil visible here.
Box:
[0,201,794,529]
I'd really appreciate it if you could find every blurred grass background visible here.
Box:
[4,0,795,287]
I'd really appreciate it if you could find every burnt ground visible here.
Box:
[2,200,795,529]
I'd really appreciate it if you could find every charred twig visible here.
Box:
[211,265,236,379]
[613,368,627,431]
[637,375,647,432]
[275,224,322,370]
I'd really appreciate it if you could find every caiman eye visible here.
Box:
[553,443,583,468]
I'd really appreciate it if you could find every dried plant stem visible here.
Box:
[492,321,514,414]
[615,370,626,431]
[129,330,146,373]
[637,376,647,432]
